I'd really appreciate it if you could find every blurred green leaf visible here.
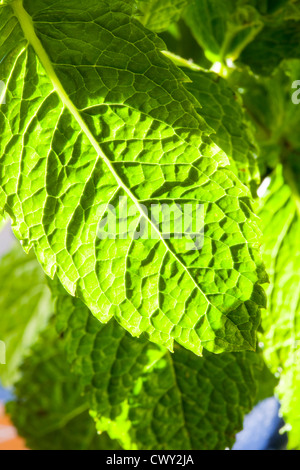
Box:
[137,0,189,32]
[7,325,120,450]
[184,0,264,62]
[259,165,300,449]
[0,243,52,387]
[240,20,300,75]
[52,278,265,450]
[228,60,300,177]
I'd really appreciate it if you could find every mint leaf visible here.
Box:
[0,0,267,354]
[0,242,52,387]
[53,279,263,450]
[137,0,189,32]
[259,166,300,449]
[0,237,267,451]
[6,325,120,450]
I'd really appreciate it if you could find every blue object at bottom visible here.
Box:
[233,397,287,450]
[0,383,13,403]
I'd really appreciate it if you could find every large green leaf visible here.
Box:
[6,325,121,450]
[0,0,267,355]
[53,279,264,450]
[259,165,300,449]
[0,242,52,386]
